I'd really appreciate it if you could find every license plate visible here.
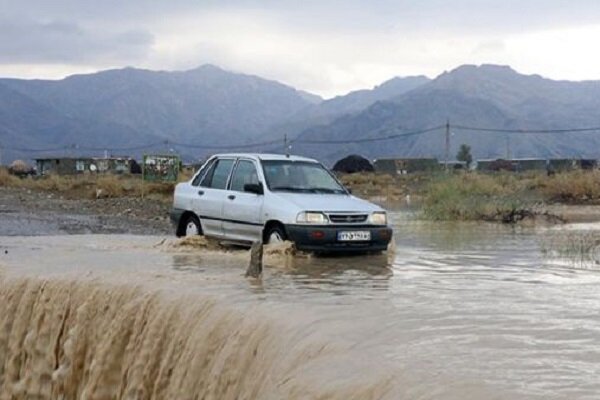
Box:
[337,231,371,241]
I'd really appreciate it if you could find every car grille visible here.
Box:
[328,213,368,224]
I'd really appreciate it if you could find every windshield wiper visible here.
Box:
[309,187,345,194]
[271,186,312,192]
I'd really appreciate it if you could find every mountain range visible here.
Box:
[2,63,600,165]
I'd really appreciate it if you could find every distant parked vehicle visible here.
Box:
[171,153,392,252]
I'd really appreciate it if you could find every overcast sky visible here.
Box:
[1,0,600,98]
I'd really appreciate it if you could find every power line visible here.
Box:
[444,119,451,170]
[453,125,600,134]
[6,145,72,153]
[5,122,600,154]
[169,139,282,150]
[292,125,444,144]
[77,142,165,152]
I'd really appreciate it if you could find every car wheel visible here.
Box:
[265,225,287,244]
[183,214,202,236]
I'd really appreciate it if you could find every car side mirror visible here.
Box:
[244,183,264,195]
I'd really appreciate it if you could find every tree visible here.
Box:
[456,144,473,168]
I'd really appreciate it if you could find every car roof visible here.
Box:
[213,153,318,163]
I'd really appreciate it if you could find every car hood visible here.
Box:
[272,192,383,213]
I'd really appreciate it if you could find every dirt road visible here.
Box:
[0,187,171,235]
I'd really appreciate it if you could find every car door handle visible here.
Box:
[227,194,236,200]
[197,190,204,196]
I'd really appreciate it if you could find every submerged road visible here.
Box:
[1,214,600,399]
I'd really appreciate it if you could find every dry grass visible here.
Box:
[540,170,600,203]
[338,171,437,201]
[3,168,600,220]
[0,172,178,201]
[0,168,20,186]
[93,176,179,199]
[95,176,127,198]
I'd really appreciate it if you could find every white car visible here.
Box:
[171,153,392,252]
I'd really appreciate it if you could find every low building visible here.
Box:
[580,159,598,170]
[547,159,576,172]
[35,157,139,175]
[476,159,518,172]
[513,158,548,172]
[94,157,140,174]
[476,158,598,173]
[374,158,440,175]
[440,160,468,170]
[35,157,94,175]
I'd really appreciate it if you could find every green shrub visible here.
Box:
[422,173,530,221]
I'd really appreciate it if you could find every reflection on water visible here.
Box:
[266,254,393,297]
[171,249,393,297]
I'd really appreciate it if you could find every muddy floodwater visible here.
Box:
[1,212,600,399]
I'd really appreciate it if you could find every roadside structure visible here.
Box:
[332,155,374,173]
[476,158,598,173]
[34,157,139,175]
[142,154,180,182]
[513,158,547,172]
[439,160,467,170]
[374,158,440,175]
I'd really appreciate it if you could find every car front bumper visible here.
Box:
[285,224,392,252]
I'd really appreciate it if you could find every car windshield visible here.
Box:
[261,160,346,194]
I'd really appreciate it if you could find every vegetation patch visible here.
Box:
[0,172,191,202]
[540,170,600,204]
[421,172,545,222]
[541,232,600,265]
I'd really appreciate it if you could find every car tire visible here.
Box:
[182,214,202,237]
[265,225,287,244]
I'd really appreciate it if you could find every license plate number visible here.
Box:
[337,231,371,241]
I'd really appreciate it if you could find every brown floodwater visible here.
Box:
[1,213,600,399]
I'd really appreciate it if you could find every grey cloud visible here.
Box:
[472,40,506,55]
[1,0,600,96]
[4,0,600,34]
[0,18,154,64]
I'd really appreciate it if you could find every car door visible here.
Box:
[192,157,235,238]
[222,159,264,242]
[179,158,215,212]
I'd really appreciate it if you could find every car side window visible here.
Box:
[199,160,217,187]
[230,160,259,192]
[202,159,234,189]
[192,159,215,186]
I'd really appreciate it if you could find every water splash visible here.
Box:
[0,277,392,400]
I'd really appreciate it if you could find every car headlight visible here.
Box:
[369,212,387,225]
[296,211,329,224]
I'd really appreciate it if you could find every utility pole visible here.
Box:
[0,142,3,167]
[445,119,450,170]
[505,135,511,160]
[284,134,290,157]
